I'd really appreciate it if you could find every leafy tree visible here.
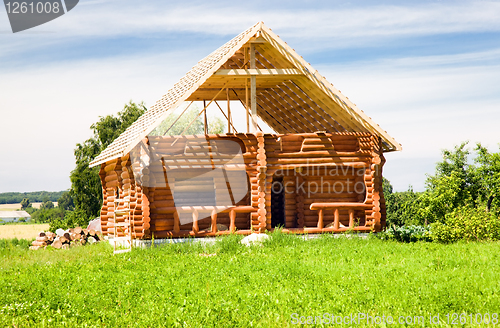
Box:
[41,200,54,209]
[20,198,31,210]
[0,191,64,204]
[383,178,422,227]
[57,191,74,211]
[41,194,50,204]
[473,143,500,210]
[385,142,500,230]
[31,207,65,223]
[49,208,88,232]
[69,101,146,224]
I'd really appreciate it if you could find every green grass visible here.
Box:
[1,233,499,327]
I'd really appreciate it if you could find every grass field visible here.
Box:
[0,202,57,211]
[0,223,49,239]
[0,204,21,211]
[1,233,499,327]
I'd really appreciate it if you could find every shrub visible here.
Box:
[431,205,500,243]
[377,225,432,243]
[384,179,423,227]
[0,238,32,249]
[31,207,65,223]
[49,208,89,232]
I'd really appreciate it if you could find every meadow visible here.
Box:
[1,233,499,327]
[0,223,50,239]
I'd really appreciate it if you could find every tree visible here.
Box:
[385,142,500,228]
[57,191,74,211]
[41,200,54,209]
[473,143,500,210]
[20,198,31,210]
[69,101,146,223]
[383,178,422,227]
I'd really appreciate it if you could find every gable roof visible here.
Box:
[90,22,401,167]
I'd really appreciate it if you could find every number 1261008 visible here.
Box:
[5,2,61,14]
[445,313,498,325]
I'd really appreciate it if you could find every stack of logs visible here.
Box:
[29,227,102,250]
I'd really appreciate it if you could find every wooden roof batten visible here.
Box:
[89,22,401,168]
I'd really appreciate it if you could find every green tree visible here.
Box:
[385,142,500,228]
[57,191,74,211]
[32,207,65,224]
[474,143,500,210]
[20,198,31,210]
[383,178,422,227]
[69,101,146,223]
[41,200,54,209]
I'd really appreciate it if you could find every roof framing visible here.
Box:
[90,22,401,168]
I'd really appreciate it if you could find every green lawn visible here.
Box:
[1,233,499,327]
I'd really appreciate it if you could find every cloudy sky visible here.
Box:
[1,0,499,193]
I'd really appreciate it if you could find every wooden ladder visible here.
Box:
[112,195,133,254]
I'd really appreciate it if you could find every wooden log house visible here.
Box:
[89,22,402,240]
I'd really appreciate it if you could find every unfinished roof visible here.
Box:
[90,22,401,167]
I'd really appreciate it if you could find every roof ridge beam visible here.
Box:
[215,68,300,76]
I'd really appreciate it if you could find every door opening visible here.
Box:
[271,176,285,228]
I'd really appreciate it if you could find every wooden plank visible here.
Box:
[214,68,300,76]
[283,82,345,132]
[259,25,401,151]
[258,92,308,133]
[269,86,328,132]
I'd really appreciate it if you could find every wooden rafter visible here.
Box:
[90,22,401,168]
[258,92,307,133]
[214,68,300,76]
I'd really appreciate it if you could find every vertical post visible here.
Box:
[250,43,257,133]
[317,209,324,229]
[333,208,339,230]
[211,209,218,234]
[245,78,249,133]
[203,100,208,134]
[192,210,199,234]
[348,209,354,228]
[174,211,180,233]
[229,209,236,233]
[227,88,231,133]
[245,47,249,133]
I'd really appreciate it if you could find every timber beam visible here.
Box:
[214,68,300,76]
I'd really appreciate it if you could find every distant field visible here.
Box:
[0,223,49,239]
[0,204,21,210]
[0,202,57,211]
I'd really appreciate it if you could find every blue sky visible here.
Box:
[1,0,499,193]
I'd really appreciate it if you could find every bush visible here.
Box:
[377,225,432,243]
[31,207,65,223]
[49,208,90,232]
[431,205,500,243]
[384,179,423,226]
[0,238,32,249]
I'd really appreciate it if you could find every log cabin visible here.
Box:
[89,22,401,240]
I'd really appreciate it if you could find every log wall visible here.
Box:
[99,132,386,238]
